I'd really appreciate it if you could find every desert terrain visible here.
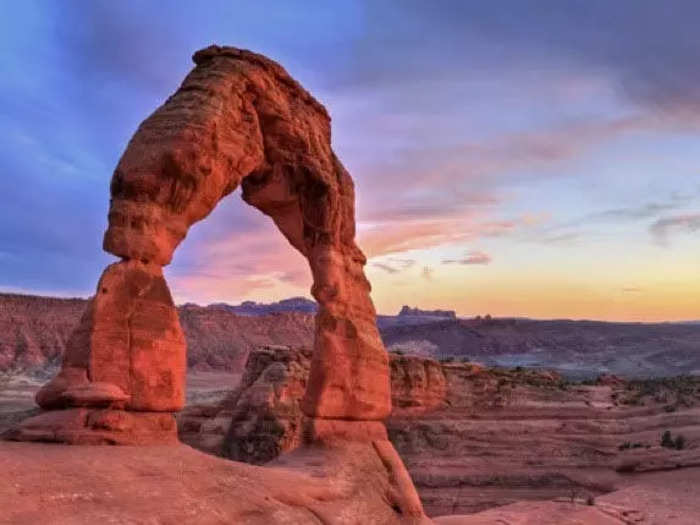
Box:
[3,292,699,379]
[3,343,699,523]
[2,292,699,520]
[175,346,700,518]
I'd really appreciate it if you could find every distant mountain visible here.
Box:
[209,297,318,316]
[382,316,700,379]
[2,292,699,379]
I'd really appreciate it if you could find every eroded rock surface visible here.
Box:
[4,291,700,381]
[0,442,428,525]
[190,348,523,463]
[37,260,186,413]
[224,345,311,463]
[17,45,393,447]
[103,44,390,420]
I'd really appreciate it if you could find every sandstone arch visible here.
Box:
[19,46,391,444]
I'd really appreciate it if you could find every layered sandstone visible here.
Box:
[104,44,390,421]
[10,261,186,444]
[184,348,526,462]
[179,305,314,371]
[0,442,428,525]
[0,293,86,371]
[37,260,186,412]
[3,439,698,524]
[181,347,699,517]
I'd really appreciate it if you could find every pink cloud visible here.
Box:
[168,221,311,304]
[358,213,521,258]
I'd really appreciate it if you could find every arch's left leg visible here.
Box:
[7,260,185,444]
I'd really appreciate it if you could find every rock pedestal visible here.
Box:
[8,260,185,444]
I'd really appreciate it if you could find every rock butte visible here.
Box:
[7,45,425,520]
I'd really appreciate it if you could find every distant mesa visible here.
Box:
[210,297,318,316]
[398,305,457,319]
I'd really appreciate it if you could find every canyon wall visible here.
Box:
[0,293,314,373]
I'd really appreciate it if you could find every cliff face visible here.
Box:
[178,306,314,371]
[390,354,448,413]
[180,348,564,462]
[383,317,700,379]
[0,294,86,370]
[210,297,318,316]
[0,293,314,373]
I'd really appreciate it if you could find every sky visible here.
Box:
[1,1,699,321]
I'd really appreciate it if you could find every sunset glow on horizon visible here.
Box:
[1,1,699,322]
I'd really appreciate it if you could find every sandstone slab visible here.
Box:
[6,408,177,445]
[0,442,429,524]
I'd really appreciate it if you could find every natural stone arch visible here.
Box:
[20,46,391,444]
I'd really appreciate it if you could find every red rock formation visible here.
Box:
[223,346,312,463]
[187,347,700,517]
[10,408,177,445]
[12,261,186,444]
[107,45,389,420]
[15,46,390,441]
[37,260,186,412]
[9,46,423,518]
[204,347,450,463]
[0,293,86,370]
[391,354,447,413]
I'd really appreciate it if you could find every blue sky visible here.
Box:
[1,1,699,320]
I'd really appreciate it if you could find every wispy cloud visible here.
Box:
[528,196,697,245]
[649,213,700,245]
[371,258,415,274]
[538,232,581,244]
[443,250,492,265]
[586,202,683,222]
[372,262,400,274]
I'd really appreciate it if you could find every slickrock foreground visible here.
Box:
[0,442,426,525]
[2,441,699,524]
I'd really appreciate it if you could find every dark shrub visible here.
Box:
[661,430,674,448]
[674,435,686,450]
